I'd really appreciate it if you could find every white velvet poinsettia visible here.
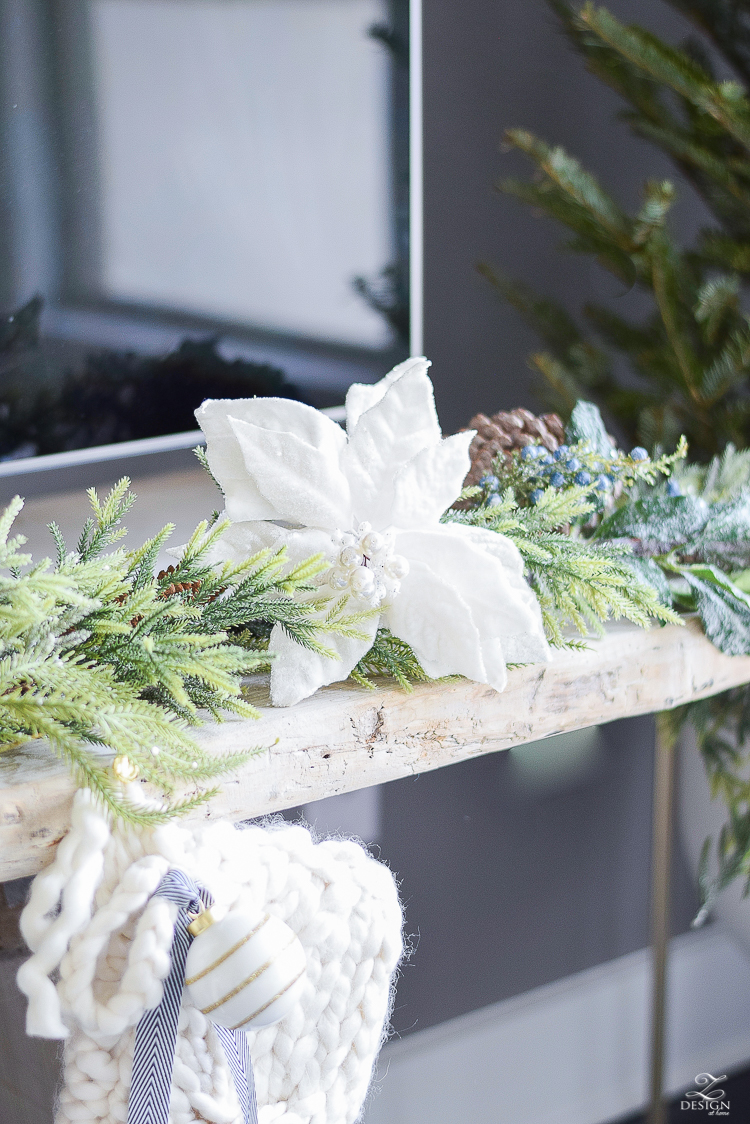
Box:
[196,357,550,706]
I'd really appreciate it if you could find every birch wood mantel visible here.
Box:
[2,616,750,881]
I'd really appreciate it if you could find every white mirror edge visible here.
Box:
[409,0,424,358]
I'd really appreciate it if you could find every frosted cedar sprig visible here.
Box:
[0,479,361,823]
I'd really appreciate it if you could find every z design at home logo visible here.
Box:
[681,1073,730,1115]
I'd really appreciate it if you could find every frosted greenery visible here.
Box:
[0,479,363,824]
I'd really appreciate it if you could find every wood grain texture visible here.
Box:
[2,617,750,881]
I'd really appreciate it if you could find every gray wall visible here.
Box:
[379,717,698,1037]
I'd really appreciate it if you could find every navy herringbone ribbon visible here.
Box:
[127,869,258,1124]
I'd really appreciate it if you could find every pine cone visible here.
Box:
[462,407,566,487]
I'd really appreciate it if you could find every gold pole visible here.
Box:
[647,716,677,1124]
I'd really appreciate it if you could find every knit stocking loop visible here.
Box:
[128,869,257,1124]
[17,789,404,1124]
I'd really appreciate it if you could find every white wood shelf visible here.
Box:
[2,617,749,882]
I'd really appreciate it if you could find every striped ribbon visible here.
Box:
[127,869,258,1124]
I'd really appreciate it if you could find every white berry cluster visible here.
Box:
[320,522,410,606]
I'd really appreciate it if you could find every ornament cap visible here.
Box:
[188,906,216,937]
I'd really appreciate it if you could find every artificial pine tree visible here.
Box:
[481,0,750,905]
[481,0,750,461]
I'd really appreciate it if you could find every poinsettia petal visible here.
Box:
[345,356,431,433]
[202,520,335,570]
[199,396,349,452]
[395,526,549,684]
[390,431,474,529]
[383,557,488,683]
[442,523,527,581]
[269,614,380,707]
[227,415,352,530]
[344,363,443,528]
[196,398,349,526]
[196,399,280,522]
[193,517,378,707]
[441,523,549,661]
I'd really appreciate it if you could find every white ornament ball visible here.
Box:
[339,545,361,569]
[362,531,385,556]
[349,567,376,596]
[384,554,410,580]
[328,568,351,591]
[185,909,306,1031]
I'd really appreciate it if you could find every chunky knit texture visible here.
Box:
[17,791,403,1124]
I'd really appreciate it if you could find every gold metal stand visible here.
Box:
[647,719,677,1124]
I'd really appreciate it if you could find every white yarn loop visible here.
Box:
[57,854,173,1036]
[17,790,112,1037]
[18,793,403,1124]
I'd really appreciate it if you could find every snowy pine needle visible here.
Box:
[0,480,346,823]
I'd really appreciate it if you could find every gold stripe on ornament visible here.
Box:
[185,914,271,987]
[228,967,306,1031]
[198,934,298,1015]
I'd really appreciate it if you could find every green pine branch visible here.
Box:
[352,629,434,690]
[483,3,750,458]
[445,472,681,647]
[665,2,750,90]
[0,481,364,824]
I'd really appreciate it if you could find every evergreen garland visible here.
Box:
[8,395,750,894]
[0,478,359,825]
[446,483,682,647]
[0,419,692,824]
[445,401,686,646]
[351,628,433,690]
